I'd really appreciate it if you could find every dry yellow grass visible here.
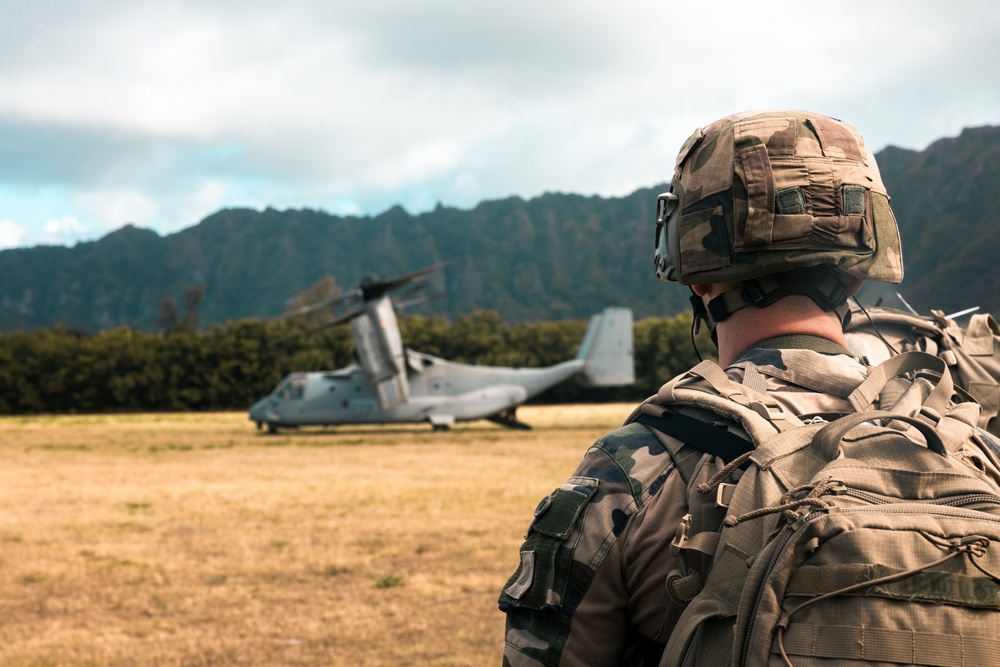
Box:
[0,404,635,666]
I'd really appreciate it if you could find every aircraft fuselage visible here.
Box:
[249,351,584,430]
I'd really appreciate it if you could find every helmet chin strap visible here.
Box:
[689,266,854,353]
[688,290,712,361]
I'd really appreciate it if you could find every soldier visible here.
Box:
[497,109,905,666]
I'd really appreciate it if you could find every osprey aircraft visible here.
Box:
[249,262,635,432]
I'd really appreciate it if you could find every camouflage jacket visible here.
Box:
[498,341,869,666]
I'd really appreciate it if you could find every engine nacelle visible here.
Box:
[350,295,409,410]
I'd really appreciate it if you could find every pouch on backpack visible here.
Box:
[635,351,1000,667]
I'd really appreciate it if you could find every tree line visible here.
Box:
[0,311,711,415]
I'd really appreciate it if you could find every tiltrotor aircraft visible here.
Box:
[249,262,635,432]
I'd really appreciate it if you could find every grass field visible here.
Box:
[0,404,635,666]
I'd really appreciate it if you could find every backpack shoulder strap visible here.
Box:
[847,350,953,414]
[626,359,804,487]
[654,360,804,437]
[634,410,755,463]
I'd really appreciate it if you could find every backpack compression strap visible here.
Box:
[635,412,754,463]
[636,359,803,464]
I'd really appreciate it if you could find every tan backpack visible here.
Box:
[845,305,1000,437]
[631,352,1000,667]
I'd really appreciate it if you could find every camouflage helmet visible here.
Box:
[654,110,903,288]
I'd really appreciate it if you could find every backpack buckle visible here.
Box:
[670,513,693,556]
[716,483,736,508]
[750,400,788,422]
[919,406,942,423]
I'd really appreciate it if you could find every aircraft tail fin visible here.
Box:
[576,307,635,387]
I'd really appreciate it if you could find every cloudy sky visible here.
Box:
[1,0,998,249]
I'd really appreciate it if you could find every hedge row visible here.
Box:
[0,311,711,414]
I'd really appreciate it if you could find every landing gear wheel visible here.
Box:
[487,409,532,430]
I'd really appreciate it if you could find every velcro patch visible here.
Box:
[842,185,866,216]
[776,186,806,215]
[531,477,599,538]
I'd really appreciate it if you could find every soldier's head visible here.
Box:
[653,109,903,339]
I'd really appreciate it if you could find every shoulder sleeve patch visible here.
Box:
[499,425,673,619]
[499,477,599,613]
[504,550,536,600]
[531,477,599,538]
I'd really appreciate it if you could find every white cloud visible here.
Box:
[43,215,85,237]
[0,0,998,248]
[73,189,159,234]
[159,179,233,234]
[0,219,25,249]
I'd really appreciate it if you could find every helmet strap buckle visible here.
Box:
[740,279,769,306]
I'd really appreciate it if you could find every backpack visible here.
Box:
[629,351,1000,667]
[845,305,1000,437]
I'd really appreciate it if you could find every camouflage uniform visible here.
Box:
[498,340,869,666]
[498,110,906,666]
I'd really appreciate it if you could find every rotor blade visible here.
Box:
[394,277,438,301]
[395,291,446,311]
[376,259,457,293]
[266,308,363,345]
[267,259,455,325]
[265,289,362,322]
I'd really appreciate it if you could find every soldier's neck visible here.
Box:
[714,295,848,367]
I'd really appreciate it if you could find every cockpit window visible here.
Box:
[275,378,306,400]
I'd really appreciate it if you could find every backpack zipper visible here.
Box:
[738,504,1000,667]
[842,487,1000,509]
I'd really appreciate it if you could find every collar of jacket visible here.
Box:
[735,334,852,362]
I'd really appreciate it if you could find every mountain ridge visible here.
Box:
[2,125,998,333]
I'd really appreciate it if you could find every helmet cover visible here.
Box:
[654,109,903,286]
